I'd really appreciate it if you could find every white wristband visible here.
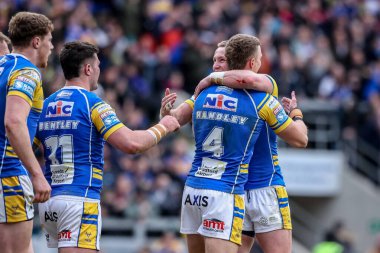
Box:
[209,72,225,85]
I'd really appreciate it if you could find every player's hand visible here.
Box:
[160,88,177,118]
[194,76,212,99]
[159,115,180,133]
[31,173,51,203]
[281,91,298,114]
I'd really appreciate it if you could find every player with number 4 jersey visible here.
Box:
[180,35,307,253]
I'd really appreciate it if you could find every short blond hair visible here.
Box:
[217,40,227,48]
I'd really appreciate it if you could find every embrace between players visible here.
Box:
[0,11,307,253]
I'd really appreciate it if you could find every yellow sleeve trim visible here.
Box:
[92,173,103,180]
[273,118,292,134]
[103,123,124,140]
[256,93,270,111]
[33,137,41,146]
[265,75,278,98]
[184,99,194,109]
[7,91,32,106]
[240,169,248,174]
[5,151,18,157]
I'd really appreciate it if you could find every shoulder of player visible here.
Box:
[12,65,41,83]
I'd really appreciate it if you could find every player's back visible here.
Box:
[246,75,285,189]
[0,54,43,177]
[36,86,117,199]
[186,85,267,194]
[245,122,285,189]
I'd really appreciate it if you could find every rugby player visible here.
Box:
[35,41,179,252]
[162,35,307,252]
[161,35,306,253]
[0,12,54,253]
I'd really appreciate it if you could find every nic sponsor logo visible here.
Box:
[203,219,225,233]
[46,101,74,118]
[203,94,238,112]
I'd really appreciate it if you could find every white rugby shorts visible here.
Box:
[243,185,292,234]
[0,175,34,223]
[39,195,101,250]
[180,185,245,245]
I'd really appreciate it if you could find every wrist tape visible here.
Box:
[209,72,225,85]
[147,124,167,144]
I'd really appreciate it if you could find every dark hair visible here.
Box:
[60,41,99,80]
[225,34,261,70]
[8,12,53,47]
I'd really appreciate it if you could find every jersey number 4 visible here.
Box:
[202,127,224,158]
[45,135,74,165]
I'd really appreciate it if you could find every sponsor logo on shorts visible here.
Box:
[259,217,268,226]
[269,216,279,223]
[203,219,225,233]
[58,229,72,241]
[11,204,21,216]
[184,194,208,207]
[84,231,93,243]
[45,234,50,242]
[44,211,58,222]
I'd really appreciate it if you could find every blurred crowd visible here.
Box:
[2,0,380,231]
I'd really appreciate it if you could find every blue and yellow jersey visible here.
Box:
[185,85,291,194]
[0,54,43,178]
[35,86,124,200]
[246,75,288,189]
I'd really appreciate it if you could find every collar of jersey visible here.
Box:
[9,53,30,61]
[63,86,87,90]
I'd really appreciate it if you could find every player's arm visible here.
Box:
[276,119,308,148]
[279,91,308,146]
[92,101,180,154]
[5,96,51,202]
[194,70,273,98]
[259,93,308,148]
[160,88,193,126]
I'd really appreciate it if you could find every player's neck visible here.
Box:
[12,47,37,66]
[65,78,90,91]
